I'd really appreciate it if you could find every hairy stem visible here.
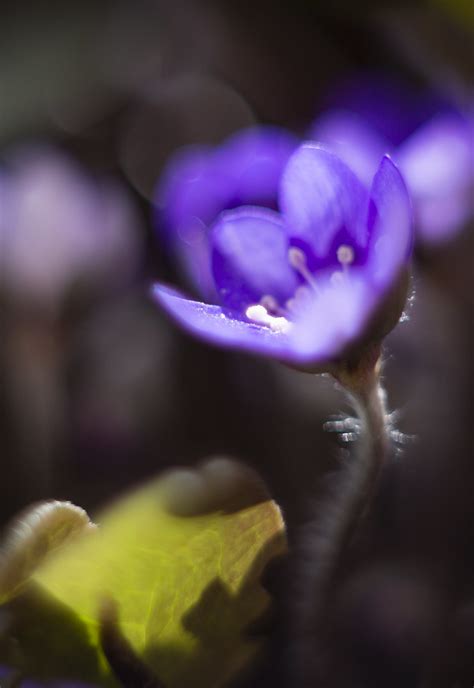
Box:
[342,367,390,541]
[296,357,391,683]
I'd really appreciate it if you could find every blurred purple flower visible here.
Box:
[154,126,299,298]
[153,144,412,369]
[0,146,142,310]
[311,76,473,245]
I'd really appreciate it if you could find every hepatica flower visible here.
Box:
[0,146,142,310]
[153,144,413,370]
[154,126,298,298]
[311,76,473,245]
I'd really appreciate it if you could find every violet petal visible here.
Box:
[310,109,389,187]
[215,126,299,207]
[152,284,294,359]
[155,128,298,297]
[291,271,376,361]
[279,144,369,258]
[210,206,298,312]
[396,113,474,243]
[154,278,375,367]
[367,155,412,288]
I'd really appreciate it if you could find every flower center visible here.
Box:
[245,243,355,333]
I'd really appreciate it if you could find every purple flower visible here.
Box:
[311,76,473,245]
[0,145,142,310]
[154,126,299,298]
[153,144,413,369]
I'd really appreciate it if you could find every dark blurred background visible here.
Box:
[0,1,473,686]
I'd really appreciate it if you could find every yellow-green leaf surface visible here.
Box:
[9,459,286,687]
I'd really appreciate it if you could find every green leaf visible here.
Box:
[1,458,286,687]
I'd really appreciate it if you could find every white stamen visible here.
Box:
[337,244,355,266]
[245,304,292,333]
[260,294,280,314]
[286,285,312,315]
[294,285,312,303]
[288,246,309,272]
[288,247,319,291]
[285,298,296,314]
[330,271,344,286]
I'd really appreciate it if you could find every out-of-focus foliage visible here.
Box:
[0,501,95,604]
[0,460,286,687]
[433,0,474,24]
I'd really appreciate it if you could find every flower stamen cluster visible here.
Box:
[245,241,358,333]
